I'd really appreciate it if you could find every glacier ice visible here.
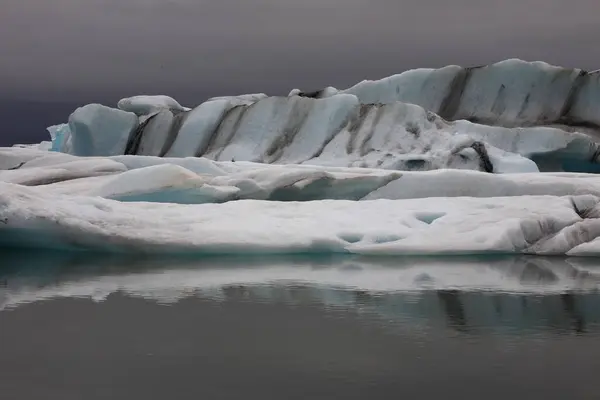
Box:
[132,109,180,156]
[164,99,231,158]
[47,123,70,152]
[68,104,139,157]
[117,95,186,115]
[64,95,541,173]
[0,158,127,186]
[44,60,600,174]
[207,93,268,107]
[6,148,600,203]
[3,181,600,255]
[4,58,600,257]
[334,59,600,129]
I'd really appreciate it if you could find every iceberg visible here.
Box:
[58,95,541,173]
[3,181,600,256]
[43,59,600,174]
[68,104,139,157]
[47,123,70,152]
[4,59,600,257]
[334,59,600,129]
[5,148,600,203]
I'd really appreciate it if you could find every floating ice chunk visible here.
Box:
[485,146,539,173]
[0,182,596,255]
[47,123,71,152]
[68,104,139,157]
[117,95,185,115]
[88,164,239,203]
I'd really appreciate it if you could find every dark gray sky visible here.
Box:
[2,0,600,105]
[1,0,599,145]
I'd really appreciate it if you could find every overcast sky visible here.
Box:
[2,0,600,105]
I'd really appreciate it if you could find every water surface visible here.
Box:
[1,252,599,399]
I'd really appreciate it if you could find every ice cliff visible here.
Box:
[47,59,600,174]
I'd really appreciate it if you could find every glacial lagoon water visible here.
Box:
[1,251,600,399]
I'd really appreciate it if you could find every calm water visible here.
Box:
[1,251,600,399]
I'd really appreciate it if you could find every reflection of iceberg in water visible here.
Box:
[1,252,600,334]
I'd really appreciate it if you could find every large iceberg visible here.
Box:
[328,59,600,128]
[4,59,600,257]
[3,179,600,256]
[46,59,600,174]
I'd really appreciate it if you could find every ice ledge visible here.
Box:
[2,181,600,256]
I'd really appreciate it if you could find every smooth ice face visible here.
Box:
[133,109,180,157]
[333,59,600,128]
[341,65,463,113]
[165,99,232,158]
[68,104,139,157]
[46,124,71,152]
[569,72,600,126]
[117,95,186,115]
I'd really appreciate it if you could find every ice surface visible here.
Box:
[164,99,231,158]
[41,59,600,175]
[68,104,139,156]
[117,95,186,115]
[335,59,600,128]
[2,181,600,256]
[149,95,540,173]
[207,93,267,107]
[85,164,239,203]
[46,123,70,152]
[0,158,126,186]
[341,65,463,113]
[47,95,600,173]
[6,148,600,203]
[134,109,177,156]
